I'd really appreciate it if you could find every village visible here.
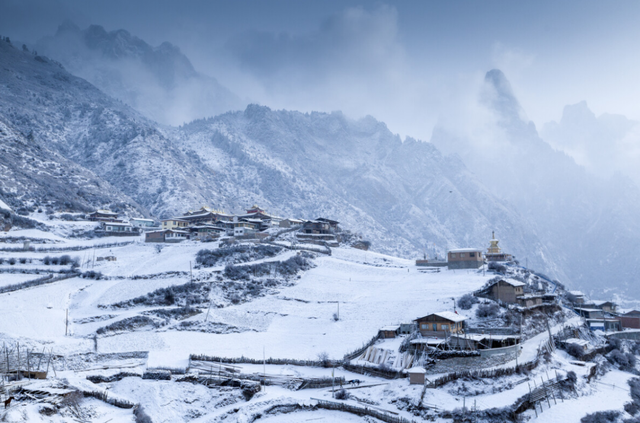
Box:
[0,205,639,422]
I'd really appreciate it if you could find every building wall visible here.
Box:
[145,232,165,243]
[448,260,483,269]
[490,283,522,304]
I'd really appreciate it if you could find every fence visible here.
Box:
[0,241,135,253]
[189,354,335,368]
[312,398,417,423]
[343,334,380,361]
[426,357,540,388]
[342,363,403,380]
[0,273,77,295]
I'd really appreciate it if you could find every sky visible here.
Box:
[2,0,640,142]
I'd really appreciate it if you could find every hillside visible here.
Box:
[0,219,638,423]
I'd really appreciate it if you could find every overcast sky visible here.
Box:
[2,0,640,141]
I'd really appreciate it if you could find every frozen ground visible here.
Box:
[1,219,638,422]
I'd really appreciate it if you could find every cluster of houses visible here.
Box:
[87,206,342,245]
[568,291,640,332]
[416,231,513,270]
[88,210,155,235]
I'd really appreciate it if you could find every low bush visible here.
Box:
[476,302,500,318]
[8,257,16,265]
[458,294,478,310]
[625,401,640,416]
[607,349,636,371]
[96,316,159,334]
[334,388,349,400]
[59,255,72,265]
[81,270,103,280]
[134,406,153,423]
[196,245,282,267]
[19,257,27,264]
[580,410,620,423]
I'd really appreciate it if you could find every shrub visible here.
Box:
[59,255,72,265]
[8,257,16,265]
[50,256,60,265]
[625,401,640,416]
[317,352,330,368]
[134,406,153,423]
[82,270,103,280]
[607,337,622,353]
[196,245,282,267]
[629,378,640,403]
[458,294,478,310]
[476,302,500,318]
[580,411,620,423]
[43,256,51,265]
[607,349,636,370]
[19,257,26,264]
[335,388,349,400]
[559,370,577,391]
[332,313,339,321]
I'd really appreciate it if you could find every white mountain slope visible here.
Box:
[431,69,640,298]
[175,106,554,267]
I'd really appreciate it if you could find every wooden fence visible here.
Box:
[427,357,540,388]
[312,398,417,423]
[0,273,77,295]
[342,363,403,380]
[343,334,381,361]
[189,354,335,368]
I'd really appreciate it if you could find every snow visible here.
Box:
[0,221,638,422]
[0,198,12,211]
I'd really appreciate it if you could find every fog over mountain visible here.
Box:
[432,69,640,298]
[35,21,245,125]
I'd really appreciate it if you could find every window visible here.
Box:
[441,324,449,331]
[432,323,437,331]
[421,323,427,329]
[470,252,475,257]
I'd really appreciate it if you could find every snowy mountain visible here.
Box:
[0,116,143,215]
[174,106,554,264]
[35,21,244,125]
[0,39,554,271]
[432,69,640,298]
[0,39,224,217]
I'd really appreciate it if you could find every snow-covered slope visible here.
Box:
[0,40,221,216]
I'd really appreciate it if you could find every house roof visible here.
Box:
[162,218,189,222]
[492,279,525,287]
[407,367,426,373]
[316,217,340,225]
[569,291,585,297]
[565,338,589,347]
[166,229,188,234]
[103,222,132,227]
[380,325,400,331]
[131,218,154,222]
[93,210,118,215]
[575,307,602,312]
[623,310,640,317]
[415,311,467,323]
[448,248,482,253]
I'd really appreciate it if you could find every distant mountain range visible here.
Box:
[35,21,244,125]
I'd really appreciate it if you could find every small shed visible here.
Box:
[408,367,426,385]
[485,279,525,304]
[620,310,640,329]
[565,338,589,353]
[379,325,400,339]
[447,248,483,269]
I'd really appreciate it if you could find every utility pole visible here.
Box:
[190,261,193,283]
[65,309,69,336]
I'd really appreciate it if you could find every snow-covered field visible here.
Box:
[1,219,638,422]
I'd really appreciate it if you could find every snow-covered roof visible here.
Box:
[162,218,189,222]
[450,334,520,342]
[569,291,585,296]
[131,218,154,222]
[103,222,132,227]
[410,339,445,345]
[493,279,525,287]
[415,311,467,323]
[591,300,615,306]
[448,248,482,253]
[407,367,426,373]
[575,307,602,312]
[94,210,118,215]
[565,338,589,347]
[380,325,400,331]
